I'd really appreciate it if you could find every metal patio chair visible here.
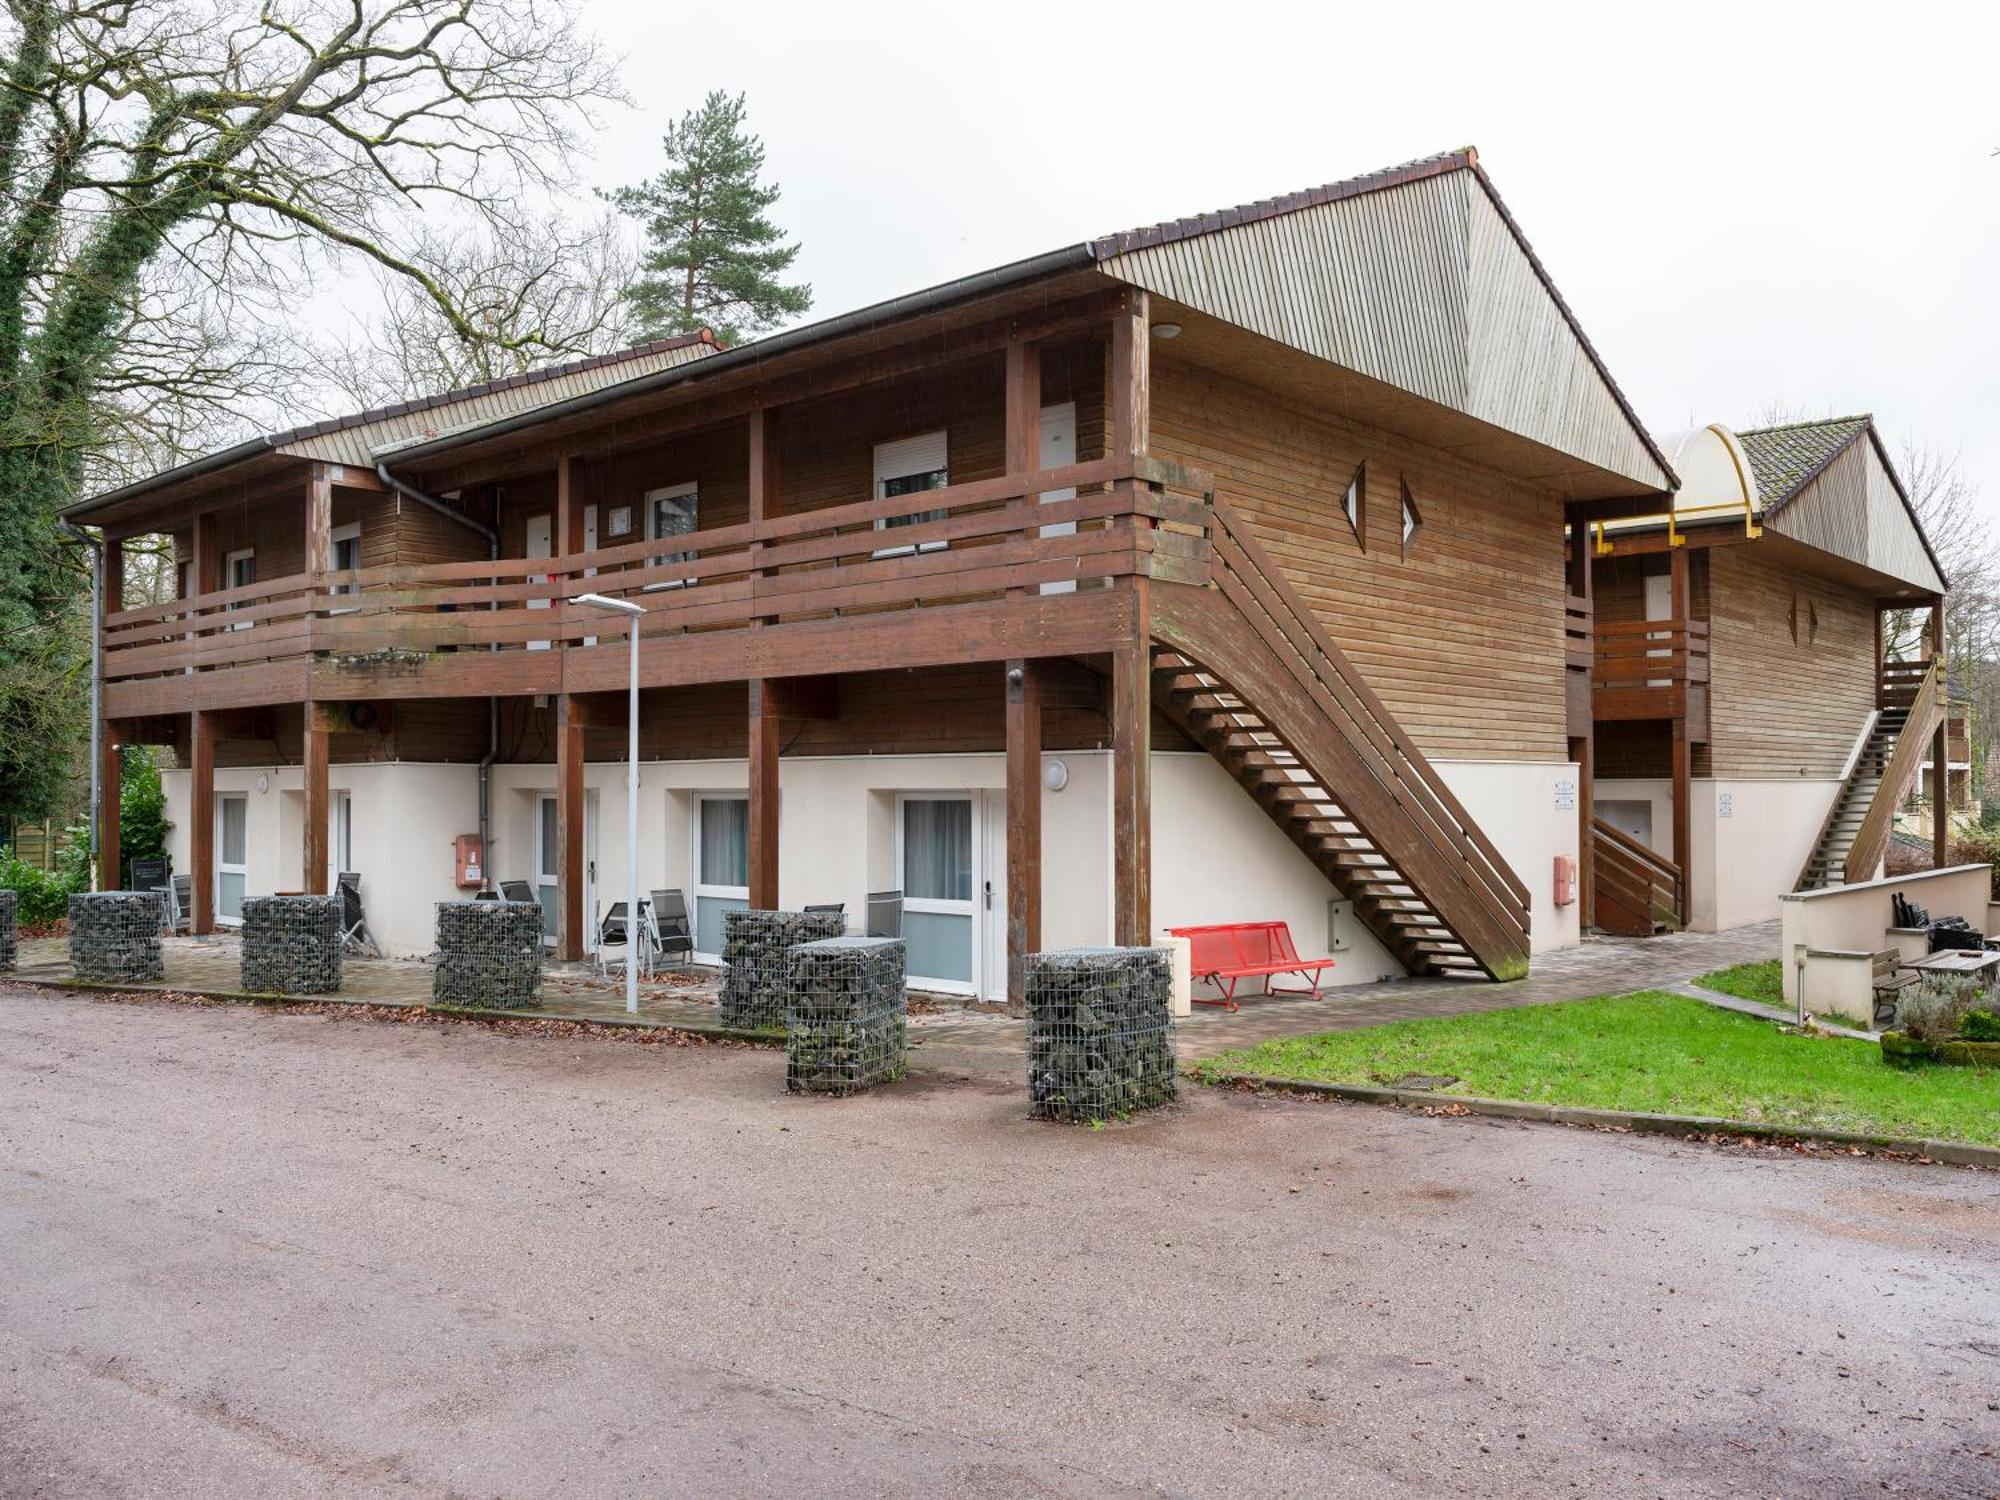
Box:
[155,875,193,935]
[865,889,903,940]
[337,872,381,958]
[595,900,648,979]
[500,879,536,906]
[649,889,694,966]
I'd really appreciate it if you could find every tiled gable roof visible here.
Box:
[1736,416,1870,510]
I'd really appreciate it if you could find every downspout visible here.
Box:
[59,519,103,884]
[375,461,502,891]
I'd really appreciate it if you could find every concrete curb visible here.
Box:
[1200,1071,2000,1169]
[2,973,785,1047]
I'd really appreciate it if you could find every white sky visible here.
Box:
[572,0,1997,518]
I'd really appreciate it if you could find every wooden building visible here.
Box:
[65,148,1682,999]
[1580,416,1949,935]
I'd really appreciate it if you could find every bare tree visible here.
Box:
[312,213,637,411]
[0,0,622,819]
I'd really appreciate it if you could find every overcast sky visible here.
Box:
[578,0,1997,519]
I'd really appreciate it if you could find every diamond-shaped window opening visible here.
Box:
[1400,476,1422,558]
[1343,461,1366,549]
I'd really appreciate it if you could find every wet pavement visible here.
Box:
[1,980,1994,1497]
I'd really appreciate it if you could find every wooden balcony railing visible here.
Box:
[1564,593,1592,737]
[1590,618,1710,734]
[1878,657,1931,711]
[102,454,1215,701]
[1845,659,1946,884]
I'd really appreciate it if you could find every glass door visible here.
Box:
[328,791,352,891]
[217,794,248,922]
[534,794,599,950]
[898,795,976,993]
[693,795,748,961]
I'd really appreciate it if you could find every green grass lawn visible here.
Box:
[1192,991,2000,1148]
[1694,959,1785,1006]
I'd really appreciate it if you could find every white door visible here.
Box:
[978,790,1007,1001]
[1036,401,1079,595]
[526,513,553,650]
[534,793,598,950]
[898,795,977,995]
[216,794,248,922]
[692,794,749,962]
[328,791,352,890]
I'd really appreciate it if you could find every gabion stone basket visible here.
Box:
[240,894,343,994]
[786,936,908,1095]
[719,909,844,1029]
[68,891,166,984]
[1026,946,1177,1123]
[0,889,15,972]
[432,900,542,1010]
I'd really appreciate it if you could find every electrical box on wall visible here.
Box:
[454,834,485,890]
[1553,854,1577,908]
[1327,898,1353,953]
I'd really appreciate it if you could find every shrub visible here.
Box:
[0,839,88,929]
[119,746,170,887]
[1898,973,1984,1044]
[1950,825,2000,900]
[1960,1008,2000,1042]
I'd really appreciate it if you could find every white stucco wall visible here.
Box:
[159,748,1578,990]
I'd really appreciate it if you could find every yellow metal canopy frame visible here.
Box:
[1593,423,1764,554]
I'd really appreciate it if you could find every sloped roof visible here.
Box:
[1736,416,1872,510]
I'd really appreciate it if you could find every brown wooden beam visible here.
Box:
[302,701,336,895]
[305,463,333,575]
[1112,585,1152,944]
[190,709,216,935]
[1578,522,1753,559]
[555,694,586,961]
[1670,719,1691,904]
[556,454,585,586]
[1005,658,1042,1005]
[1110,290,1150,463]
[1932,599,1950,868]
[748,678,781,909]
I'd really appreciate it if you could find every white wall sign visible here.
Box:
[1553,778,1576,811]
[1718,792,1734,819]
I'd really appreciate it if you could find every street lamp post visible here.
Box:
[571,592,647,1014]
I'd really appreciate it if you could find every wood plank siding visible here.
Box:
[1764,436,1945,597]
[1148,354,1569,761]
[1704,547,1875,779]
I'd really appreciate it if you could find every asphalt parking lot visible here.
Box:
[3,986,1996,1497]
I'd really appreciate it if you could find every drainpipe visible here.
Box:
[375,461,501,891]
[59,519,103,883]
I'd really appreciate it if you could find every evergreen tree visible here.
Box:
[609,92,811,344]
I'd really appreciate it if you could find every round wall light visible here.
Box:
[1150,322,1183,340]
[255,773,271,794]
[1042,758,1069,793]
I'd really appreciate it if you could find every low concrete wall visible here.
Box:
[1780,864,1993,1011]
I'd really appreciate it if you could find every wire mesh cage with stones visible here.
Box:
[0,889,14,972]
[432,900,543,1010]
[1026,946,1177,1123]
[68,891,166,984]
[240,895,343,994]
[785,936,908,1095]
[719,909,845,1029]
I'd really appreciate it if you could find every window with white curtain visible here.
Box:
[645,484,699,588]
[901,798,972,901]
[694,795,750,958]
[897,795,975,990]
[872,430,949,557]
[217,794,248,922]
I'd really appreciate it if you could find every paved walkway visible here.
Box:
[12,921,1781,1069]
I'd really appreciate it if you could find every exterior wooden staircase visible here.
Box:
[1591,819,1682,935]
[1147,494,1532,981]
[1795,659,1944,891]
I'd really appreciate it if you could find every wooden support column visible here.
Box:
[555,694,586,961]
[1668,545,1692,899]
[302,702,336,896]
[1004,338,1042,599]
[1932,599,1950,868]
[748,678,781,910]
[190,709,216,935]
[97,537,123,891]
[305,463,333,573]
[1109,291,1151,462]
[1005,659,1042,1004]
[1111,588,1152,945]
[1564,506,1594,928]
[749,408,780,621]
[555,454,584,647]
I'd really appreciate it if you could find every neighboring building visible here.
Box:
[1579,416,1949,935]
[66,148,1684,998]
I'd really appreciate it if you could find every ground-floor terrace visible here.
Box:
[2,951,1992,1498]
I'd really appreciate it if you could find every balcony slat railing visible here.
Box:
[103,454,1214,685]
[1590,618,1709,724]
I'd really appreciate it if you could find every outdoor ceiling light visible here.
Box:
[1150,321,1183,340]
[1043,758,1069,793]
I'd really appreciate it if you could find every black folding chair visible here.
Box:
[804,902,846,927]
[649,889,694,965]
[500,879,536,906]
[337,872,380,958]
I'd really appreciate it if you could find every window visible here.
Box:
[225,548,256,630]
[1341,462,1366,549]
[872,430,949,557]
[694,795,749,958]
[898,796,975,989]
[217,794,248,922]
[535,795,560,943]
[1399,476,1422,558]
[329,791,352,889]
[328,523,361,609]
[645,484,700,589]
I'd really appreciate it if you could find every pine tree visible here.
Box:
[609,92,811,344]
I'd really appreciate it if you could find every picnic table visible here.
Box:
[1903,948,2000,993]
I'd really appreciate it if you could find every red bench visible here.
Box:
[1166,921,1333,1011]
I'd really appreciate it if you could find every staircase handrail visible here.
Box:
[1844,659,1946,884]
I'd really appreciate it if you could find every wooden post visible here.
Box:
[1564,506,1594,928]
[1005,659,1042,1005]
[1932,598,1950,868]
[305,463,333,574]
[1109,291,1151,463]
[190,709,216,935]
[1667,545,1692,916]
[749,408,780,622]
[1111,588,1152,945]
[98,537,123,891]
[748,678,780,910]
[302,701,333,895]
[555,454,583,649]
[1005,338,1042,602]
[555,694,586,961]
